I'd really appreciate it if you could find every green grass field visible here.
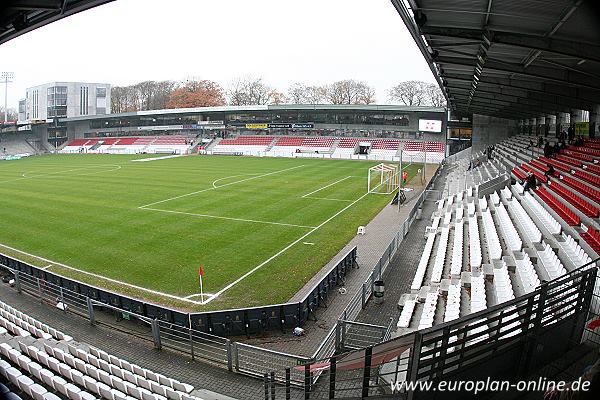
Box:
[0,154,421,311]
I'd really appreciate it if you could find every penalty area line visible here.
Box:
[141,207,316,229]
[301,176,352,198]
[0,242,205,306]
[203,189,372,304]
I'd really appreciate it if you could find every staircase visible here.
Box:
[204,137,222,152]
[329,138,341,153]
[265,137,278,152]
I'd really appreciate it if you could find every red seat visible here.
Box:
[571,169,600,188]
[530,159,549,173]
[535,187,581,226]
[581,226,600,253]
[560,175,600,204]
[582,163,600,176]
[562,149,597,163]
[521,163,547,183]
[555,154,582,168]
[512,167,527,181]
[548,181,599,218]
[539,156,570,173]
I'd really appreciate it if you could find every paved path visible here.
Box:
[242,167,438,356]
[356,167,448,328]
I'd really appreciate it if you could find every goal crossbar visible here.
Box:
[368,163,399,194]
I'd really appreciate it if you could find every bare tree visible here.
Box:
[0,107,17,121]
[425,83,446,107]
[287,83,307,104]
[388,80,428,106]
[357,84,376,105]
[228,76,275,105]
[325,79,376,105]
[305,85,327,104]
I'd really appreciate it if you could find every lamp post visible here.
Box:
[1,72,14,122]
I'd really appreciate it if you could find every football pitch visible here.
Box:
[0,154,422,311]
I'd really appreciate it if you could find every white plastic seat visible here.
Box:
[85,364,100,380]
[82,376,99,394]
[58,362,72,380]
[123,370,137,385]
[97,382,113,399]
[39,369,55,387]
[164,387,181,400]
[112,376,128,393]
[98,359,111,373]
[113,390,128,400]
[73,358,87,374]
[79,392,97,400]
[172,382,193,394]
[17,374,35,397]
[138,377,152,391]
[43,393,62,400]
[110,364,124,379]
[150,381,167,397]
[71,369,85,387]
[51,375,68,394]
[65,383,81,399]
[29,383,48,400]
[17,354,30,370]
[98,369,112,386]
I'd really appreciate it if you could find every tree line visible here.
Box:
[110,77,446,113]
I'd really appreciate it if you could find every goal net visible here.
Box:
[368,163,399,194]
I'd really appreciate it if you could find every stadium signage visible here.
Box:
[418,119,443,133]
[242,123,315,129]
[245,123,269,129]
[137,125,184,131]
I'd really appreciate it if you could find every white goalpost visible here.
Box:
[368,163,399,194]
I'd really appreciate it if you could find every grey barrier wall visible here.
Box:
[0,246,357,338]
[264,260,599,399]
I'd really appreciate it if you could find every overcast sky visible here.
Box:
[0,0,435,109]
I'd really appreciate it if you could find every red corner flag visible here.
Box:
[199,265,205,303]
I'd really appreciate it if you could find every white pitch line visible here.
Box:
[184,293,215,299]
[301,176,352,198]
[141,207,316,229]
[41,265,53,270]
[211,174,259,189]
[0,242,205,306]
[303,196,353,202]
[204,189,373,304]
[139,164,305,209]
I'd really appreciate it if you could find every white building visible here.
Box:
[18,82,111,122]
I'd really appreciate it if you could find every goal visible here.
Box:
[368,163,399,194]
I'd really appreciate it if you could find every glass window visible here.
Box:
[96,87,107,97]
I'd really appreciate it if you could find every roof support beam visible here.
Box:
[436,55,600,90]
[422,25,600,63]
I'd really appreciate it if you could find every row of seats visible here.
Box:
[538,242,567,280]
[571,169,600,188]
[506,191,543,243]
[470,275,486,313]
[558,234,593,268]
[535,188,580,226]
[397,299,417,329]
[515,253,541,293]
[548,181,599,217]
[555,154,581,168]
[411,233,436,291]
[443,283,461,323]
[431,228,450,283]
[0,301,71,342]
[1,342,93,400]
[512,167,527,181]
[495,203,523,252]
[581,226,600,253]
[560,175,600,204]
[450,221,464,277]
[521,192,562,235]
[521,163,547,183]
[469,216,483,269]
[493,263,515,304]
[562,149,595,163]
[539,156,571,173]
[582,163,600,176]
[417,290,439,330]
[482,210,502,260]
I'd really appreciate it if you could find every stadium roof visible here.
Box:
[0,0,113,46]
[60,104,446,122]
[393,0,600,120]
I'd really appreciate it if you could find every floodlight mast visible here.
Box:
[1,72,14,123]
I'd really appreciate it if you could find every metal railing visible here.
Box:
[263,260,599,399]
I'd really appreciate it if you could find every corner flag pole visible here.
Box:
[199,265,204,304]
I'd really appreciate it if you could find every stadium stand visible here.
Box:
[0,299,204,400]
[61,136,192,155]
[394,136,598,338]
